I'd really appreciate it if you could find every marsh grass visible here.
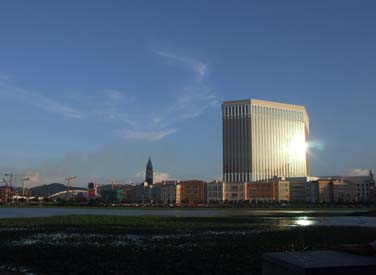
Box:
[0,215,375,274]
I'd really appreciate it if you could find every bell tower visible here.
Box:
[145,156,153,185]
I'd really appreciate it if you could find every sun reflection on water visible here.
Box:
[294,216,316,226]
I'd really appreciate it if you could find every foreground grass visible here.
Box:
[0,215,375,274]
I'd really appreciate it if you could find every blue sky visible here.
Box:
[0,1,375,186]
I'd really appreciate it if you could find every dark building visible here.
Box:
[145,156,153,185]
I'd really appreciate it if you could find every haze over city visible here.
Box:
[1,1,375,186]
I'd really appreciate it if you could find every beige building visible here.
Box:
[206,180,223,203]
[318,178,356,203]
[344,175,374,202]
[274,178,290,202]
[332,180,356,203]
[223,182,245,202]
[223,99,310,182]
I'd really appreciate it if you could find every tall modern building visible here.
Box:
[145,156,153,185]
[223,99,310,182]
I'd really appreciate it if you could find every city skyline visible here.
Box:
[0,1,376,186]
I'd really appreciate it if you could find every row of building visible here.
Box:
[83,99,376,206]
[91,172,375,205]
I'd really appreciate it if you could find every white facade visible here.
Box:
[344,176,372,202]
[206,181,223,203]
[160,181,178,204]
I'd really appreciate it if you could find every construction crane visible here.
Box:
[2,172,28,202]
[3,172,28,188]
[22,177,30,197]
[65,176,77,200]
[3,173,14,187]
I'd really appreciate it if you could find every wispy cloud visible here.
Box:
[104,89,130,106]
[0,49,218,142]
[116,49,219,141]
[152,86,219,128]
[93,90,136,125]
[153,50,207,79]
[124,128,176,141]
[0,83,81,118]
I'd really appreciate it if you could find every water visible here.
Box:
[0,207,225,218]
[0,207,375,228]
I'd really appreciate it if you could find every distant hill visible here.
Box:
[30,183,86,197]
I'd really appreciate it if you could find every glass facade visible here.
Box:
[223,99,310,182]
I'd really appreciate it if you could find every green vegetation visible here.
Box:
[0,215,261,233]
[1,203,376,212]
[0,215,375,274]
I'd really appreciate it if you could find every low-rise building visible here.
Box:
[126,182,148,203]
[223,182,245,202]
[332,179,356,203]
[304,181,319,203]
[245,178,290,203]
[159,180,179,204]
[318,179,333,203]
[246,182,274,202]
[318,178,356,203]
[289,182,305,203]
[344,173,375,202]
[206,180,223,203]
[101,189,124,203]
[274,178,290,202]
[289,177,320,203]
[0,186,12,202]
[176,180,206,204]
[148,184,162,203]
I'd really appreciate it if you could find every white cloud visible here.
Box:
[153,50,207,79]
[135,171,170,183]
[24,171,41,187]
[153,172,170,183]
[348,168,370,176]
[124,128,176,141]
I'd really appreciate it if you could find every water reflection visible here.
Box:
[257,216,376,228]
[294,216,316,226]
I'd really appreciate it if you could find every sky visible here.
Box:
[0,1,375,186]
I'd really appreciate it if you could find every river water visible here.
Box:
[0,207,375,228]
